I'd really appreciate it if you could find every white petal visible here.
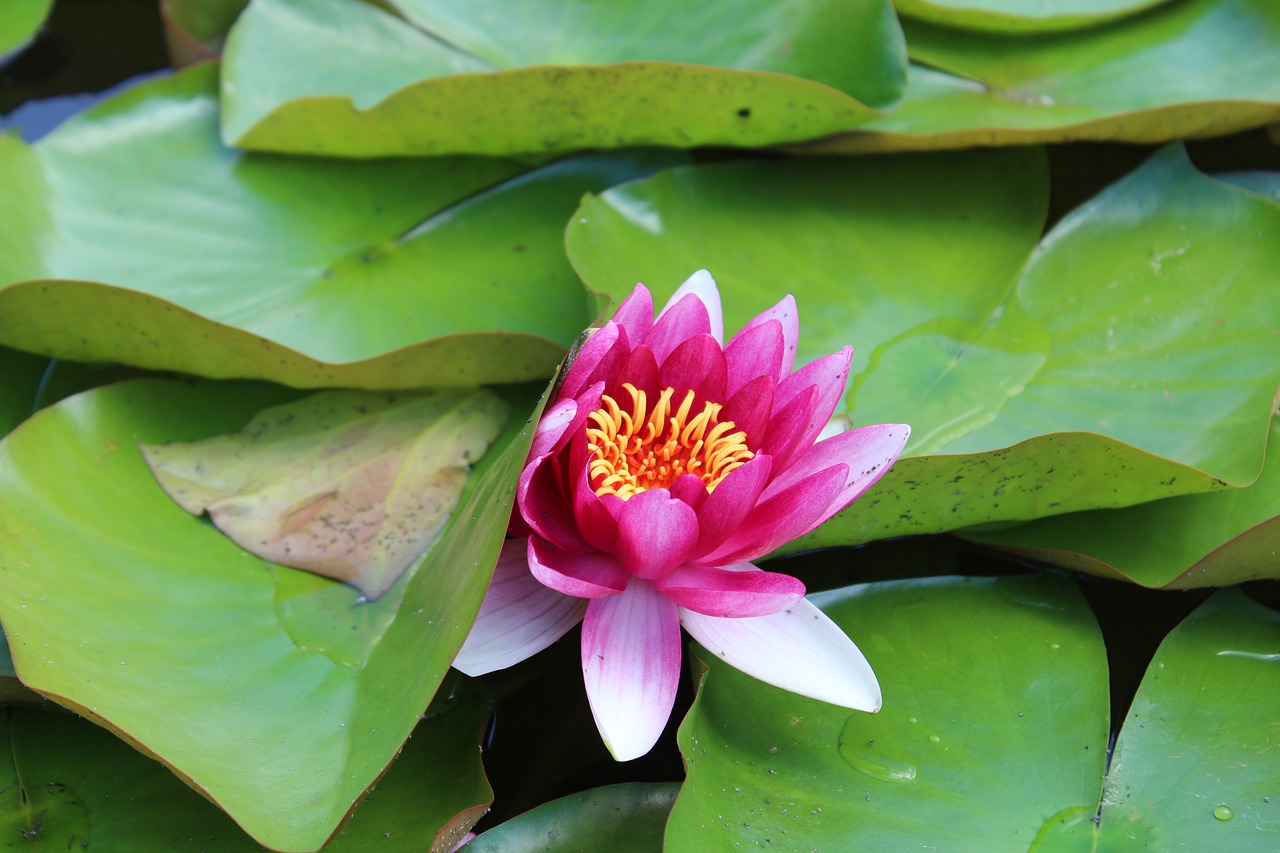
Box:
[680,597,880,712]
[661,269,723,344]
[582,581,682,761]
[453,540,587,676]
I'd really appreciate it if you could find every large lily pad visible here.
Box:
[463,783,679,853]
[669,577,1280,850]
[0,0,50,59]
[805,0,1280,153]
[0,377,541,851]
[962,419,1280,587]
[893,0,1172,33]
[568,145,1280,545]
[0,681,493,852]
[219,0,904,157]
[0,63,677,389]
[668,574,1110,850]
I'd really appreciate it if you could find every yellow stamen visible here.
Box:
[586,383,754,500]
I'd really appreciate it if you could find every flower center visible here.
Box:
[585,383,754,500]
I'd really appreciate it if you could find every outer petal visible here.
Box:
[582,581,682,761]
[699,464,846,564]
[759,423,911,530]
[732,294,798,382]
[559,323,628,402]
[453,538,587,676]
[771,347,853,467]
[660,269,723,344]
[644,293,711,363]
[614,488,699,580]
[691,453,772,559]
[528,537,630,598]
[517,396,591,552]
[610,283,655,344]
[655,562,803,618]
[723,318,784,399]
[681,597,880,712]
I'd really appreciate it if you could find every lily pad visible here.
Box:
[804,0,1280,153]
[0,63,679,389]
[0,0,50,59]
[668,574,1110,850]
[0,377,541,851]
[144,389,509,600]
[893,0,1172,33]
[962,419,1280,587]
[161,0,248,66]
[219,0,904,157]
[669,576,1280,850]
[0,681,493,851]
[568,145,1280,545]
[0,346,44,437]
[463,782,679,853]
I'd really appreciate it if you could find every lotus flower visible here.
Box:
[455,271,909,760]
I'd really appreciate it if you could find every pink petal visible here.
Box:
[614,488,699,580]
[733,295,798,381]
[700,464,846,564]
[610,284,655,344]
[644,293,711,364]
[771,348,853,465]
[517,396,592,552]
[720,374,775,443]
[691,454,772,559]
[660,270,723,344]
[759,423,911,530]
[723,319,784,399]
[680,597,880,712]
[607,344,660,401]
[528,537,629,598]
[758,384,818,466]
[658,334,727,404]
[572,464,621,553]
[559,323,624,402]
[582,581,682,761]
[453,538,587,676]
[669,473,708,510]
[655,563,803,617]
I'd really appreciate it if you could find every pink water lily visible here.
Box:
[455,271,909,761]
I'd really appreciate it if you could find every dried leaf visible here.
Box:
[142,388,509,599]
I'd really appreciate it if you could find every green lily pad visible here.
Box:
[804,0,1280,153]
[144,389,509,600]
[568,145,1280,545]
[1098,588,1280,850]
[893,0,1172,33]
[219,0,904,157]
[0,681,493,851]
[0,0,51,58]
[962,419,1280,587]
[0,63,678,389]
[463,782,679,853]
[0,346,44,438]
[669,577,1280,850]
[161,0,249,66]
[0,377,541,851]
[668,574,1110,850]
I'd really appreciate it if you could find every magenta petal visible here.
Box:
[558,323,620,402]
[614,488,699,580]
[453,538,588,676]
[608,345,660,401]
[760,424,911,531]
[691,454,772,559]
[582,581,682,761]
[723,319,784,399]
[659,334,727,404]
[644,293,711,363]
[610,284,654,344]
[758,384,818,466]
[572,465,621,553]
[772,347,853,465]
[701,464,846,564]
[655,563,803,618]
[660,270,723,343]
[528,537,629,598]
[669,473,708,510]
[734,295,798,381]
[720,374,774,442]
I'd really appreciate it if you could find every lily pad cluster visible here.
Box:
[0,1,1276,851]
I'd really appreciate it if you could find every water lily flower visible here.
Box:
[455,271,909,761]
